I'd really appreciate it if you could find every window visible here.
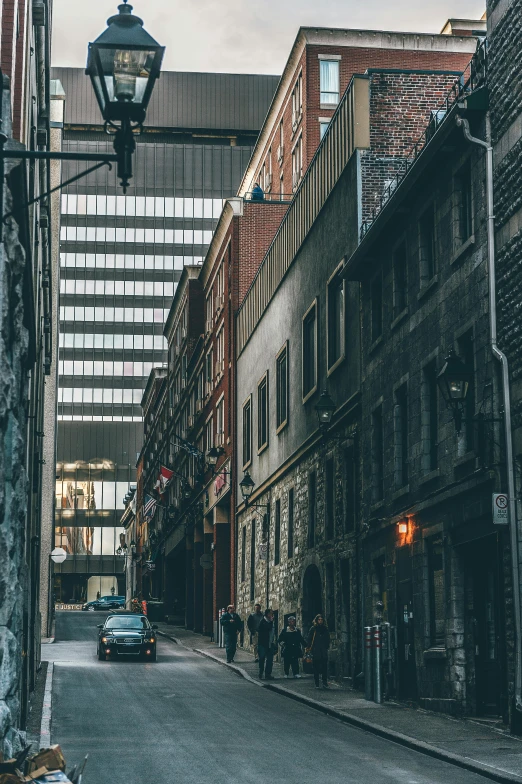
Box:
[250,519,256,601]
[392,240,408,315]
[280,173,284,199]
[292,135,303,190]
[287,488,294,558]
[394,384,408,488]
[278,120,284,162]
[419,205,436,286]
[308,471,316,548]
[320,59,340,105]
[276,343,289,431]
[291,72,303,129]
[216,264,225,311]
[428,536,445,647]
[456,160,473,245]
[302,300,318,401]
[422,361,438,472]
[205,415,214,451]
[344,444,357,533]
[242,396,252,468]
[216,396,225,447]
[216,326,224,379]
[458,331,475,454]
[241,526,246,583]
[326,562,336,631]
[205,294,213,333]
[327,266,345,371]
[325,457,335,539]
[205,350,213,396]
[372,405,384,503]
[274,499,281,565]
[370,274,382,343]
[320,120,330,139]
[257,373,269,452]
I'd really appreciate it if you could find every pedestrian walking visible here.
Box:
[306,613,330,689]
[278,616,306,678]
[247,603,264,662]
[220,604,243,663]
[257,609,276,680]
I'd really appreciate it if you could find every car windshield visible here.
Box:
[104,616,149,630]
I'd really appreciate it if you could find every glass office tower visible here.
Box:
[52,68,278,602]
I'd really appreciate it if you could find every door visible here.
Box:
[396,546,417,700]
[472,539,501,716]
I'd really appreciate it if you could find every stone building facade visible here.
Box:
[488,0,522,730]
[234,63,472,680]
[0,0,56,754]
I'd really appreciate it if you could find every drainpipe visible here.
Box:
[456,114,522,714]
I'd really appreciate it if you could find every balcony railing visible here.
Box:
[244,191,294,203]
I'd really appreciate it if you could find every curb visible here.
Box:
[158,630,522,784]
[40,662,54,748]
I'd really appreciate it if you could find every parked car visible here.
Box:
[82,595,126,611]
[97,613,158,661]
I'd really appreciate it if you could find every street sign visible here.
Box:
[493,493,509,525]
[200,553,213,570]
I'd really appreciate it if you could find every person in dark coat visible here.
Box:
[257,609,276,679]
[307,613,330,689]
[220,604,243,663]
[278,616,306,678]
[247,603,264,662]
[250,182,264,201]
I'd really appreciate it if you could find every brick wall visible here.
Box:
[1,0,29,142]
[361,71,466,223]
[237,201,289,303]
[251,41,473,199]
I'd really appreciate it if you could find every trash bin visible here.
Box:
[147,601,164,622]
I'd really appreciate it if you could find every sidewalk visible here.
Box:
[156,623,522,784]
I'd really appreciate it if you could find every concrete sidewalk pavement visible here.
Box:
[156,623,522,784]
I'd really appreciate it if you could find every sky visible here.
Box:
[51,0,485,75]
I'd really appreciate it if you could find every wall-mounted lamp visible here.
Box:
[397,519,408,535]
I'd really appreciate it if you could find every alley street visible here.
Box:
[42,612,492,784]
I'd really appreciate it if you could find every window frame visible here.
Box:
[319,57,340,106]
[257,371,269,454]
[276,341,289,434]
[454,157,473,249]
[242,394,252,470]
[327,261,346,375]
[302,298,318,404]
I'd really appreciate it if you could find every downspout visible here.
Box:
[456,114,522,713]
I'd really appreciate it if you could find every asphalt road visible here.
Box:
[44,612,489,784]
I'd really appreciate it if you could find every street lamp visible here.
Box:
[315,389,336,431]
[86,0,165,190]
[206,445,224,467]
[239,470,256,504]
[437,348,472,433]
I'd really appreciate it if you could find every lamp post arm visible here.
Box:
[0,150,119,162]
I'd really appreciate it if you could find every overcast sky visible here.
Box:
[52,0,485,75]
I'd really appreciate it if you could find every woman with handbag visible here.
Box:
[306,614,330,689]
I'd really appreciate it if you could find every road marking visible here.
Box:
[40,662,54,749]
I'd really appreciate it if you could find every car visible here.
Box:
[82,595,126,611]
[97,613,158,661]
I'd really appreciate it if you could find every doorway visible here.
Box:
[302,564,323,634]
[396,546,417,701]
[340,559,351,675]
[469,537,502,716]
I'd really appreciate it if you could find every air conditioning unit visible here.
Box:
[277,145,284,162]
[181,327,187,340]
[195,399,203,413]
[205,320,212,335]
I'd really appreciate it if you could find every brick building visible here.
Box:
[488,0,522,730]
[138,197,289,631]
[237,26,480,199]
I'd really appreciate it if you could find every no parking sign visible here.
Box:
[492,493,509,525]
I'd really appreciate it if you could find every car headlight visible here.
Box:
[101,636,114,643]
[149,638,155,644]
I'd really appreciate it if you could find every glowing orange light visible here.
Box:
[398,521,408,535]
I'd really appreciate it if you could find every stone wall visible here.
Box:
[0,76,29,757]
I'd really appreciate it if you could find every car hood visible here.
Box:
[103,629,146,638]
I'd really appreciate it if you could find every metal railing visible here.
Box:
[360,38,487,240]
[244,191,294,203]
